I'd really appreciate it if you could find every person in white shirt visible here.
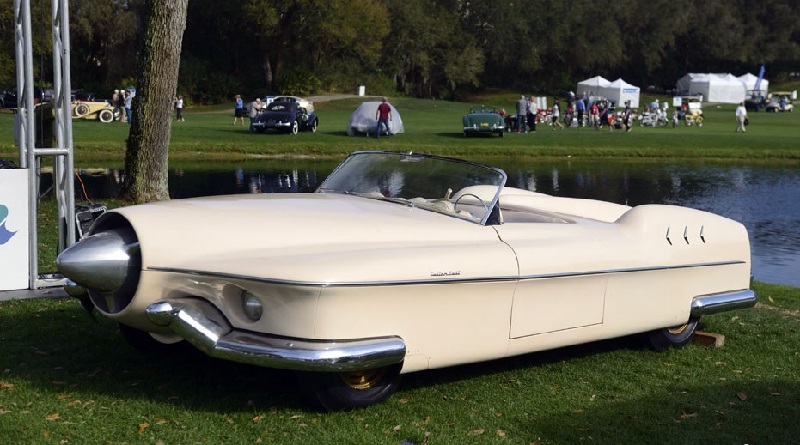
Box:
[735,102,748,133]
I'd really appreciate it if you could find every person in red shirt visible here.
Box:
[375,97,393,137]
[589,102,600,129]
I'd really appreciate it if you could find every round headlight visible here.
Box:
[241,291,263,321]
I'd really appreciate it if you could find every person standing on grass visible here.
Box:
[575,96,585,127]
[589,101,599,129]
[175,96,184,122]
[124,90,133,125]
[233,95,245,126]
[515,95,527,133]
[735,102,748,133]
[526,96,537,133]
[375,97,393,137]
[551,100,563,130]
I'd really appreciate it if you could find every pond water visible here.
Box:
[64,159,800,288]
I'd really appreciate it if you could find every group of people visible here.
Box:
[511,95,635,133]
[110,89,133,124]
[231,95,269,126]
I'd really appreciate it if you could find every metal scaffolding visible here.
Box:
[14,0,75,289]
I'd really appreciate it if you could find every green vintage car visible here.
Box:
[462,106,505,137]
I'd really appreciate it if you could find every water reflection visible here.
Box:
[51,160,800,288]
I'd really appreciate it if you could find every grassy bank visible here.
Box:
[2,96,800,164]
[0,281,797,444]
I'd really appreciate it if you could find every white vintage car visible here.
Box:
[57,151,756,410]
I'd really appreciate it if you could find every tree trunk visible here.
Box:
[120,0,189,203]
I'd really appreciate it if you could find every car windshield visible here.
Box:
[267,102,296,112]
[317,151,507,225]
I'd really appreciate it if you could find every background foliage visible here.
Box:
[1,1,799,101]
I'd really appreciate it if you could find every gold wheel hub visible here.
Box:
[667,323,689,335]
[339,367,387,390]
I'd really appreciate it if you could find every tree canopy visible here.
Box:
[2,0,799,101]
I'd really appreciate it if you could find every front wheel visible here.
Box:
[309,119,318,133]
[118,323,183,354]
[646,317,699,352]
[296,363,402,411]
[98,109,114,123]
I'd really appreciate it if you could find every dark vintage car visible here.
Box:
[250,101,318,134]
[2,86,44,109]
[462,106,505,137]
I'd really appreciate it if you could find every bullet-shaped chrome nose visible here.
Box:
[57,229,140,292]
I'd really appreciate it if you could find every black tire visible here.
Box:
[256,127,265,133]
[98,109,114,123]
[498,130,504,138]
[290,120,299,135]
[646,317,700,352]
[118,323,182,354]
[296,363,402,411]
[75,102,90,117]
[309,119,318,133]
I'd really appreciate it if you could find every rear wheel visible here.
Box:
[309,119,318,132]
[646,317,699,352]
[296,363,402,411]
[290,120,299,135]
[74,102,90,117]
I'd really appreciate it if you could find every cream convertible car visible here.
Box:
[57,151,756,410]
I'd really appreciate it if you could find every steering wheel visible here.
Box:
[454,193,488,217]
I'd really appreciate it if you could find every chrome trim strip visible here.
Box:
[148,259,746,288]
[145,298,406,372]
[691,289,757,316]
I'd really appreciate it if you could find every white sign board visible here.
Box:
[0,169,30,290]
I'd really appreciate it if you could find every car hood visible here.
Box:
[108,193,512,284]
[254,111,294,121]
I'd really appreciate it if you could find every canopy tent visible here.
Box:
[738,73,769,97]
[599,78,640,108]
[577,76,610,98]
[347,101,405,136]
[676,73,747,103]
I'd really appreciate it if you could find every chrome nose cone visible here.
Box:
[57,229,140,292]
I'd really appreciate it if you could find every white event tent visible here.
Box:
[676,73,747,103]
[577,76,610,98]
[738,73,769,97]
[577,76,640,107]
[601,78,640,108]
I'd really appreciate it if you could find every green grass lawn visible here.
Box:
[0,282,797,444]
[2,96,799,165]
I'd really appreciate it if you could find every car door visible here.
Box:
[493,221,612,339]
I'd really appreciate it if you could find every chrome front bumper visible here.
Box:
[690,289,757,317]
[252,120,290,128]
[145,298,406,372]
